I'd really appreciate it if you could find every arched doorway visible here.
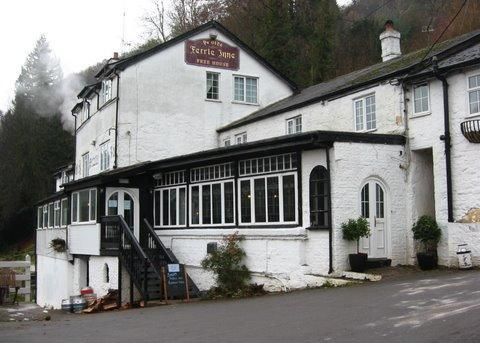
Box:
[106,188,139,240]
[360,179,389,258]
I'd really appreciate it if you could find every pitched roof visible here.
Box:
[218,28,480,132]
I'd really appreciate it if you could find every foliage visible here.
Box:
[201,232,251,296]
[49,238,66,253]
[412,215,441,253]
[341,217,370,253]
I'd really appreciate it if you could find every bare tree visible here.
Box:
[142,0,169,42]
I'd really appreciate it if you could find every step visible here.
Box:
[366,258,392,269]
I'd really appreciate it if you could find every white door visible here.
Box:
[106,188,140,240]
[360,181,387,258]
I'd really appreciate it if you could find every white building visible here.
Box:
[35,20,480,308]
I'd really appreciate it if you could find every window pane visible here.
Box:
[191,186,200,224]
[90,189,97,221]
[48,203,54,227]
[309,166,329,227]
[55,203,61,227]
[179,188,186,225]
[79,190,90,222]
[267,177,280,222]
[254,178,266,223]
[376,184,385,218]
[469,90,480,114]
[234,76,244,101]
[72,193,78,222]
[202,185,211,224]
[206,73,219,100]
[469,75,480,89]
[240,180,251,223]
[365,95,376,130]
[246,77,257,103]
[108,193,118,216]
[61,199,68,226]
[361,184,369,218]
[282,175,295,222]
[154,191,160,226]
[37,207,42,229]
[355,100,363,131]
[162,189,169,226]
[224,182,234,223]
[170,188,177,226]
[212,184,222,224]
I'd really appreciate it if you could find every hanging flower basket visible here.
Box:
[50,238,66,252]
[461,119,480,143]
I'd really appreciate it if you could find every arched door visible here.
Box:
[106,189,139,240]
[360,180,388,258]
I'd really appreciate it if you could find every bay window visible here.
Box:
[71,189,97,223]
[61,198,68,227]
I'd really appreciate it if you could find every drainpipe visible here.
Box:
[71,111,77,181]
[432,57,454,223]
[113,70,120,169]
[326,144,334,274]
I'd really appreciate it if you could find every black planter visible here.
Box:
[417,252,438,270]
[349,253,368,273]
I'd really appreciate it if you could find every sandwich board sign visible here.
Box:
[162,263,189,300]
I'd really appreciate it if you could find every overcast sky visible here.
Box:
[0,0,352,113]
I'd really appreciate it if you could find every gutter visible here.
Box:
[432,57,454,223]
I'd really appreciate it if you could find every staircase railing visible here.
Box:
[100,215,152,302]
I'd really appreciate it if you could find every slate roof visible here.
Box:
[218,28,480,132]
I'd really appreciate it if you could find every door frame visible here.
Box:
[358,177,391,259]
[105,187,140,240]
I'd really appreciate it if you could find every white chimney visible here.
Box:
[380,20,401,62]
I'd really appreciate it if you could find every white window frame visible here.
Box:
[354,94,376,132]
[100,141,110,172]
[154,185,187,228]
[53,200,61,228]
[60,198,68,227]
[412,83,430,115]
[223,138,231,147]
[206,72,220,100]
[71,188,97,224]
[233,75,258,104]
[235,132,247,144]
[82,152,89,178]
[48,202,54,228]
[43,205,48,229]
[238,171,298,226]
[83,101,90,122]
[467,74,480,115]
[37,207,43,229]
[189,179,236,227]
[102,79,112,104]
[286,115,302,135]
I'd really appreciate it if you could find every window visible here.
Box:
[224,138,231,147]
[235,132,247,144]
[354,94,376,131]
[82,153,89,177]
[43,205,48,228]
[54,201,61,228]
[468,74,480,114]
[71,189,97,223]
[154,186,187,227]
[190,181,235,226]
[156,170,186,187]
[206,72,219,100]
[413,84,429,114]
[61,198,68,227]
[309,166,330,228]
[234,76,258,104]
[83,101,90,122]
[286,116,302,134]
[190,163,233,183]
[100,142,110,172]
[48,203,54,228]
[101,79,112,104]
[238,153,297,176]
[37,207,43,229]
[239,173,297,225]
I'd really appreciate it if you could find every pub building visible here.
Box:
[35,20,480,308]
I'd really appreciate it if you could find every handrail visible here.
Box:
[143,218,176,263]
[105,215,149,259]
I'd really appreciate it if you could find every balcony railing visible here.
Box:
[461,119,480,143]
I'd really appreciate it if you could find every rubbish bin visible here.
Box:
[457,244,473,269]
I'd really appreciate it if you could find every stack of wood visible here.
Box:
[83,289,118,313]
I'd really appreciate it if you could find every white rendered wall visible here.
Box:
[116,28,293,167]
[219,83,404,143]
[68,224,101,255]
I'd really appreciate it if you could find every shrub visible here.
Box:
[412,215,441,253]
[201,232,251,297]
[341,217,370,253]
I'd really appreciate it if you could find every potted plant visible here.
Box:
[342,217,371,272]
[50,238,66,253]
[412,215,441,270]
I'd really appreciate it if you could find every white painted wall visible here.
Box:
[116,28,293,167]
[68,224,101,255]
[219,83,405,143]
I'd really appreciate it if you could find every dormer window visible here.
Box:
[101,79,112,104]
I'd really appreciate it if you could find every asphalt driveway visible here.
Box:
[1,268,480,342]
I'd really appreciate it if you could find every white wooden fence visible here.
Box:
[0,254,31,302]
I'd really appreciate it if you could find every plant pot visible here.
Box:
[349,253,368,273]
[417,252,437,270]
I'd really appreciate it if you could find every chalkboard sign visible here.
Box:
[163,264,188,299]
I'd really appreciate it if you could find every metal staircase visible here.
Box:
[100,215,199,304]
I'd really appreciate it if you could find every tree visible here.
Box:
[142,0,169,42]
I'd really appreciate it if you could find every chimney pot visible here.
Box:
[113,52,119,59]
[380,20,401,62]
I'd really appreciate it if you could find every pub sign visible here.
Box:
[185,38,240,70]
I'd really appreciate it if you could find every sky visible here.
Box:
[0,0,353,113]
